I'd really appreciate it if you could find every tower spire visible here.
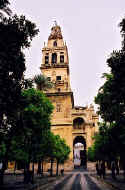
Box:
[48,22,63,40]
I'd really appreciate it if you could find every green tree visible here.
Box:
[0,15,39,127]
[43,133,70,176]
[34,74,53,91]
[93,123,118,160]
[44,132,56,176]
[0,0,11,19]
[87,147,95,162]
[21,78,34,90]
[95,17,125,171]
[36,131,52,176]
[10,88,53,183]
[54,135,70,176]
[0,1,39,184]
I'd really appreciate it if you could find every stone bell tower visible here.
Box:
[40,23,99,163]
[41,22,72,94]
[40,22,74,155]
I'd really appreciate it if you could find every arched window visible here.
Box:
[73,117,85,129]
[53,41,57,47]
[52,53,57,64]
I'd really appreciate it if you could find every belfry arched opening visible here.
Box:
[73,117,85,130]
[73,136,87,169]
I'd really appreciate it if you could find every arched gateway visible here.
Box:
[73,136,87,168]
[40,23,99,167]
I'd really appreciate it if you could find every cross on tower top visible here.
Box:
[54,20,57,26]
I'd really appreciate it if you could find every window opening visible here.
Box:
[53,41,57,47]
[56,76,61,81]
[60,55,64,63]
[45,56,49,64]
[73,118,84,129]
[58,88,61,92]
[52,53,57,64]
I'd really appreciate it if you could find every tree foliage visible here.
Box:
[0,1,70,184]
[43,132,70,176]
[0,0,11,18]
[0,1,39,185]
[34,74,53,91]
[94,17,125,163]
[9,89,53,164]
[0,14,39,126]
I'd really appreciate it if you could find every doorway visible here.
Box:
[73,136,87,169]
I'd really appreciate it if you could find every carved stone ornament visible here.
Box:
[48,25,63,40]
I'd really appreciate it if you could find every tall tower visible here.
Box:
[41,23,72,94]
[40,23,74,154]
[40,23,99,163]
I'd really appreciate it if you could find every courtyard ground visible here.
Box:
[0,162,125,190]
[87,162,125,190]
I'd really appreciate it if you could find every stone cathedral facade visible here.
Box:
[40,23,98,163]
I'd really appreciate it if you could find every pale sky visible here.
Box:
[10,0,125,106]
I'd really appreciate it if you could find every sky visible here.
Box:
[10,0,125,107]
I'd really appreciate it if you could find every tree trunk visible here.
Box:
[31,161,34,184]
[32,162,34,174]
[14,162,17,175]
[24,162,30,184]
[56,160,59,176]
[0,160,7,186]
[120,155,125,179]
[0,113,3,128]
[0,170,4,186]
[50,159,53,176]
[41,160,44,176]
[37,160,41,175]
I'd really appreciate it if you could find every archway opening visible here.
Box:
[73,136,87,169]
[73,117,85,130]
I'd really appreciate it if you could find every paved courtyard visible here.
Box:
[1,162,125,190]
